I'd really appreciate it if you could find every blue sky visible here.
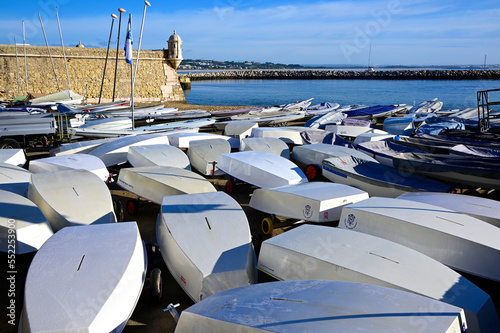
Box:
[1,0,499,66]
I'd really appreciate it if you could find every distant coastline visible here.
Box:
[184,69,500,81]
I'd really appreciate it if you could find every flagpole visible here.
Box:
[14,36,20,96]
[112,8,126,102]
[124,14,135,130]
[134,1,151,82]
[99,13,117,104]
[39,13,61,92]
[56,8,71,91]
[22,21,29,94]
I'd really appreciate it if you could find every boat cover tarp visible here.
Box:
[415,121,465,135]
[414,132,500,149]
[341,117,372,127]
[450,144,500,158]
[300,131,353,147]
[393,152,500,177]
[342,105,397,118]
[357,140,425,159]
[323,155,452,192]
[438,129,500,143]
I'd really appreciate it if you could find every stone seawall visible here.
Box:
[0,44,185,103]
[186,69,500,81]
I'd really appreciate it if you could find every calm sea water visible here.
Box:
[184,79,500,110]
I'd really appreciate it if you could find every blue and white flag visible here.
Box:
[124,16,133,65]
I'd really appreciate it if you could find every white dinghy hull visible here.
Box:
[127,144,191,170]
[339,197,500,282]
[0,148,26,167]
[0,162,32,196]
[20,222,146,333]
[117,166,216,204]
[28,169,116,232]
[28,154,109,182]
[258,224,499,333]
[174,280,467,333]
[157,191,256,303]
[0,190,53,254]
[240,137,290,159]
[187,138,231,176]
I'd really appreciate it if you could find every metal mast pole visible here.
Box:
[14,36,21,96]
[39,13,61,91]
[22,21,29,94]
[56,8,71,90]
[99,13,117,103]
[112,8,126,102]
[134,1,151,82]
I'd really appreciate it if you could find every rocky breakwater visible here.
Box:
[186,69,500,81]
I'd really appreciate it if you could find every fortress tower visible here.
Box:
[167,30,183,70]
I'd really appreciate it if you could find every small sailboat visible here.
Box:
[157,191,257,303]
[174,280,467,333]
[20,222,146,332]
[28,154,109,182]
[0,162,32,196]
[240,137,290,159]
[127,144,191,169]
[187,138,231,176]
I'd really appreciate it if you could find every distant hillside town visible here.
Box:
[178,59,305,70]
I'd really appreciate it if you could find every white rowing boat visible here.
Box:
[117,166,216,205]
[167,132,239,149]
[28,169,116,232]
[174,280,467,333]
[0,148,26,167]
[249,182,368,222]
[20,222,146,333]
[88,133,171,167]
[0,162,32,196]
[339,197,500,282]
[250,126,326,145]
[257,224,499,333]
[217,151,308,189]
[28,154,109,182]
[0,189,53,254]
[187,138,231,176]
[398,192,500,228]
[127,144,191,170]
[223,121,257,141]
[157,191,256,303]
[49,137,117,156]
[240,137,290,159]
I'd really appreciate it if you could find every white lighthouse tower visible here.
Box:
[167,30,183,70]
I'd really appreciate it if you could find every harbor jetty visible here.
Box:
[186,69,500,81]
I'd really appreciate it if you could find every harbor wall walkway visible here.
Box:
[0,44,185,103]
[185,69,500,81]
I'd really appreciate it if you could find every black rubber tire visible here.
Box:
[126,199,139,216]
[0,139,21,149]
[113,200,125,222]
[150,268,163,305]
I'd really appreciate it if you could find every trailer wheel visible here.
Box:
[0,139,21,149]
[113,200,125,222]
[150,268,163,305]
[261,217,274,236]
[126,199,139,216]
[305,164,320,181]
[225,179,236,195]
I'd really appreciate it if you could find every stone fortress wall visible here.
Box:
[0,44,185,103]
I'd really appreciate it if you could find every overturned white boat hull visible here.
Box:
[0,148,26,167]
[217,151,308,188]
[29,154,109,182]
[250,126,325,145]
[117,166,216,204]
[20,222,146,333]
[157,192,256,303]
[291,143,377,169]
[49,137,117,156]
[398,192,500,228]
[240,137,290,159]
[0,189,53,254]
[339,197,500,282]
[89,133,170,167]
[0,162,32,196]
[187,138,231,176]
[28,169,116,232]
[175,280,467,333]
[167,132,239,149]
[258,224,499,333]
[249,182,368,222]
[127,144,191,170]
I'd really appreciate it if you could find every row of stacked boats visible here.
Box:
[2,96,500,332]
